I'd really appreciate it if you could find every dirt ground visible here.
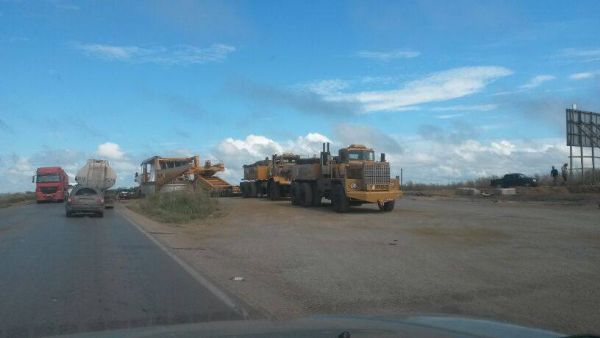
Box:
[118,196,600,334]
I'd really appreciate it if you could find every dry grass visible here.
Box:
[0,192,35,208]
[132,190,219,223]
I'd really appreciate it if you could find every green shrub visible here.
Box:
[138,190,217,223]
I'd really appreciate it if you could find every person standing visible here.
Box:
[561,163,568,184]
[551,166,559,185]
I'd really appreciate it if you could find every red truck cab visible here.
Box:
[33,167,69,203]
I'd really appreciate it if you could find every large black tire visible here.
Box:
[332,184,350,213]
[291,182,300,205]
[300,183,313,207]
[311,183,321,207]
[269,181,280,200]
[378,200,395,212]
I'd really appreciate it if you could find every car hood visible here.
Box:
[49,314,563,338]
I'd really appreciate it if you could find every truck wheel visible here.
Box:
[250,182,258,197]
[300,183,313,207]
[269,181,280,200]
[332,184,350,213]
[378,200,395,212]
[242,182,250,198]
[291,182,300,205]
[311,183,321,207]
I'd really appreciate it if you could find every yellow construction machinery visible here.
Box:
[267,153,299,200]
[240,153,300,199]
[240,158,270,198]
[291,143,402,212]
[137,155,235,196]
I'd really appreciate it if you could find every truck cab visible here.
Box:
[338,145,376,162]
[33,167,69,203]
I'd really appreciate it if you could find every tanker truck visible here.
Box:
[75,159,117,208]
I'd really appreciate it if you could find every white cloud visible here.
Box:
[211,133,330,184]
[97,142,124,160]
[435,113,464,119]
[209,129,569,187]
[321,66,512,113]
[569,71,599,80]
[356,49,420,61]
[0,144,141,193]
[74,43,236,65]
[557,48,600,63]
[430,104,497,112]
[396,136,568,184]
[519,75,556,89]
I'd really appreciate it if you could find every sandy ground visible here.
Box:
[118,196,600,334]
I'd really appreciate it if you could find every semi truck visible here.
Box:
[290,143,402,212]
[75,159,117,208]
[33,167,69,203]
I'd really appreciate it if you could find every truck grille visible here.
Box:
[363,163,390,189]
[41,187,57,194]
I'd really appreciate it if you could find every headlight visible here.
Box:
[351,183,358,189]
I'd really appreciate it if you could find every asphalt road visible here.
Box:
[0,202,244,338]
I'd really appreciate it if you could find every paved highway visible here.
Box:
[0,202,244,337]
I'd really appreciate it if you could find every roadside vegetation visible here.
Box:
[0,192,35,208]
[403,171,600,202]
[134,190,218,223]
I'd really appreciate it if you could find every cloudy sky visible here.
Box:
[1,0,600,192]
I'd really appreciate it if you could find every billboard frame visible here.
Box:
[566,107,600,184]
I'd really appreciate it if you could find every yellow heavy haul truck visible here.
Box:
[240,153,300,199]
[240,158,270,198]
[267,153,300,200]
[290,143,402,212]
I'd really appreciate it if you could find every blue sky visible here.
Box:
[1,0,600,192]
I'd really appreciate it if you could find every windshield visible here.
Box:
[2,1,599,337]
[75,188,97,196]
[347,151,375,161]
[36,173,60,183]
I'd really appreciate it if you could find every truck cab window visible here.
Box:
[36,174,60,183]
[347,151,375,161]
[75,188,97,196]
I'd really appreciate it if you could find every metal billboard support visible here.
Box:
[566,107,600,185]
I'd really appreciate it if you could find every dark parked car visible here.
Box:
[65,186,104,217]
[490,173,537,188]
